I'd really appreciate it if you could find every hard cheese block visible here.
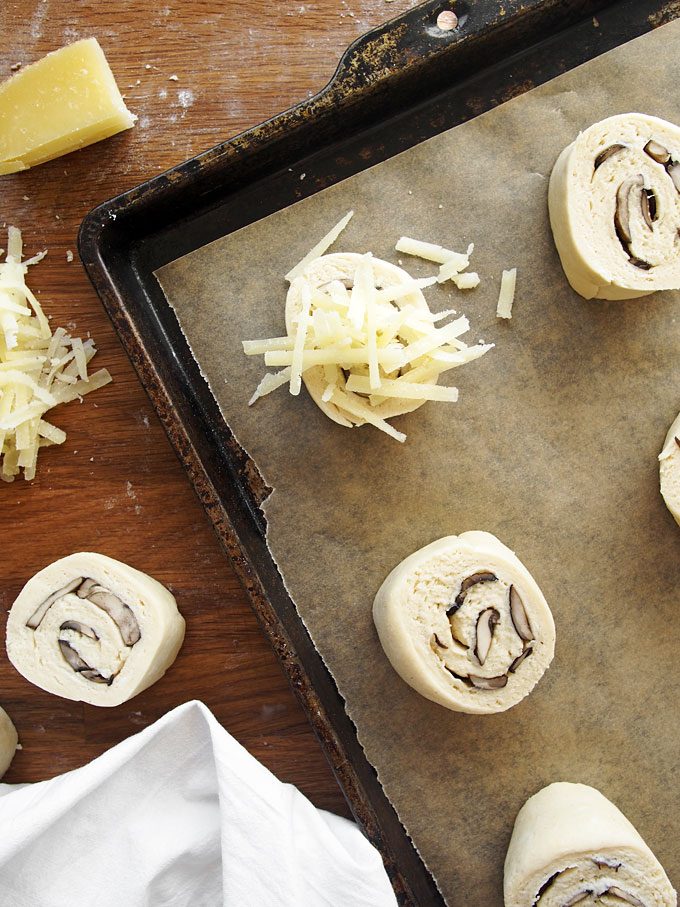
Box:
[0,37,135,175]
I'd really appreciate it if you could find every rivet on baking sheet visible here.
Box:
[436,10,458,30]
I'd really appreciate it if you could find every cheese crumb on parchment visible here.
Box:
[243,213,496,442]
[0,227,112,482]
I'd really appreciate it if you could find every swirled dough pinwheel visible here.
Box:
[658,411,680,525]
[372,531,555,714]
[548,113,680,299]
[0,707,18,778]
[504,782,677,907]
[6,553,185,707]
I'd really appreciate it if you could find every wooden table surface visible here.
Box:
[0,0,422,819]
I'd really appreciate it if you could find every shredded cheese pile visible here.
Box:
[243,213,494,442]
[0,227,112,482]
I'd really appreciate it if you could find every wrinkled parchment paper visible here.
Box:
[156,20,680,906]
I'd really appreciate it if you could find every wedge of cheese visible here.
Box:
[372,531,555,714]
[504,782,677,907]
[548,113,680,299]
[6,553,185,707]
[0,38,135,175]
[0,707,18,778]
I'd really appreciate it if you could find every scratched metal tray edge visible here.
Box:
[77,2,679,905]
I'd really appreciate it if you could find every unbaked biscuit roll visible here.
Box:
[6,553,185,707]
[372,531,555,714]
[659,411,680,525]
[0,706,18,778]
[548,113,680,299]
[504,782,677,907]
[285,252,436,428]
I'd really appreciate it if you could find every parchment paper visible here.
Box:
[156,20,680,906]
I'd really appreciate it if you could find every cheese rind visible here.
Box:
[6,553,185,707]
[372,531,555,714]
[0,38,135,174]
[504,782,676,907]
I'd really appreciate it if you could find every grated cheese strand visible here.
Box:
[0,227,112,482]
[496,268,517,319]
[285,211,354,282]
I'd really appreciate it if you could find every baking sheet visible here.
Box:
[155,19,680,906]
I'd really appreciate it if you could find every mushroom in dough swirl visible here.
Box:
[372,531,555,714]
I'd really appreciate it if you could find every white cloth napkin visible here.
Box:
[0,700,398,907]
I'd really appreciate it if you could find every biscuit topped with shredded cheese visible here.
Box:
[243,215,492,442]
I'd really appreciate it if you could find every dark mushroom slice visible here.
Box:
[447,571,497,616]
[58,639,112,684]
[535,870,561,902]
[508,646,533,674]
[76,577,98,598]
[431,632,448,650]
[86,585,141,646]
[641,187,657,229]
[468,673,507,690]
[509,586,534,642]
[614,174,652,269]
[666,160,680,194]
[444,667,474,688]
[25,577,84,629]
[594,143,627,170]
[615,174,644,246]
[605,887,645,907]
[644,139,671,164]
[59,619,99,641]
[474,607,500,665]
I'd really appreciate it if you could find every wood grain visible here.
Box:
[0,0,420,817]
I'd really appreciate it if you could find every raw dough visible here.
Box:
[372,531,555,714]
[284,252,436,427]
[548,113,680,299]
[504,781,676,906]
[659,411,680,524]
[6,552,185,707]
[0,707,18,778]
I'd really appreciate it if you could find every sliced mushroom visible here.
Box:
[468,673,507,690]
[644,139,671,164]
[508,646,533,674]
[58,640,113,685]
[509,585,534,641]
[561,892,591,906]
[594,143,627,170]
[447,571,497,615]
[666,160,680,194]
[474,608,499,665]
[58,639,90,672]
[25,577,84,629]
[606,887,645,906]
[641,186,657,229]
[615,174,644,246]
[59,620,99,641]
[536,871,561,900]
[431,632,448,650]
[76,577,98,598]
[86,586,141,646]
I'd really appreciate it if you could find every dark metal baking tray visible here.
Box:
[78,1,680,902]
